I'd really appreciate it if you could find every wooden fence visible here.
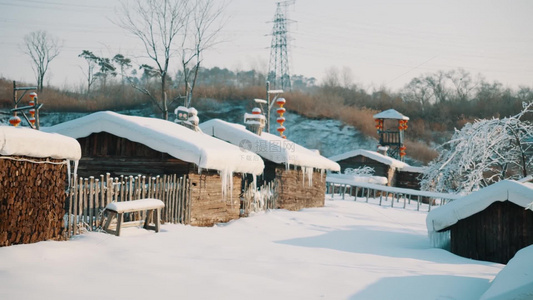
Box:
[325,177,460,212]
[64,173,190,238]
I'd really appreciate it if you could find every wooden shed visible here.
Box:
[200,119,340,212]
[328,149,425,189]
[0,126,81,246]
[427,180,533,264]
[44,111,264,227]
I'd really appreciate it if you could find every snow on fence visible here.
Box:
[325,176,460,212]
[64,173,190,238]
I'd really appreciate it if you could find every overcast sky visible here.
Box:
[1,0,532,91]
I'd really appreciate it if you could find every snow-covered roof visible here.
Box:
[43,111,264,175]
[480,245,533,300]
[426,180,533,233]
[373,109,409,120]
[0,126,81,160]
[199,119,340,171]
[327,173,388,185]
[329,149,409,169]
[400,165,427,173]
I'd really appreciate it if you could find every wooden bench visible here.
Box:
[102,199,165,236]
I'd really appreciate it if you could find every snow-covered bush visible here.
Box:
[421,102,533,193]
[344,166,375,176]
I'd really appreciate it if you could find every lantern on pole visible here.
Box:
[28,92,37,126]
[276,97,286,138]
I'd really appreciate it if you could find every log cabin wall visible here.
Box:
[77,132,192,177]
[336,156,396,186]
[273,166,327,211]
[449,201,533,264]
[189,172,242,226]
[395,171,423,190]
[0,156,67,246]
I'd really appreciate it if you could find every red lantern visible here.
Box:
[9,116,21,127]
[276,98,287,137]
[29,117,36,126]
[252,107,261,115]
[400,145,407,157]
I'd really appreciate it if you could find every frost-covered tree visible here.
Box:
[421,102,533,193]
[344,166,375,176]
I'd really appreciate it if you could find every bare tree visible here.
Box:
[116,0,189,119]
[78,50,100,95]
[180,0,227,107]
[22,30,62,91]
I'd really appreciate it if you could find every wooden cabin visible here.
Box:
[0,126,81,246]
[427,180,533,264]
[44,111,264,227]
[200,119,340,212]
[329,149,425,189]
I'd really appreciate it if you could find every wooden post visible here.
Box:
[391,194,394,207]
[417,195,420,211]
[177,174,182,222]
[89,176,95,230]
[83,178,88,227]
[379,192,383,206]
[100,174,105,213]
[119,175,125,203]
[141,175,147,199]
[94,178,101,227]
[354,187,358,201]
[161,175,167,222]
[147,176,152,199]
[171,175,176,223]
[365,188,370,203]
[403,194,406,209]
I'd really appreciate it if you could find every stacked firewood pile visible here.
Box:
[0,156,67,246]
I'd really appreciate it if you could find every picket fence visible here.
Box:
[64,173,190,238]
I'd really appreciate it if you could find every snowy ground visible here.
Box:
[0,196,503,300]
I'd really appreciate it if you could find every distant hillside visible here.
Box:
[7,65,531,165]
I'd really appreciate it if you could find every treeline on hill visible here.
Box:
[1,67,531,163]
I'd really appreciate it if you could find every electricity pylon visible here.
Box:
[267,1,294,90]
